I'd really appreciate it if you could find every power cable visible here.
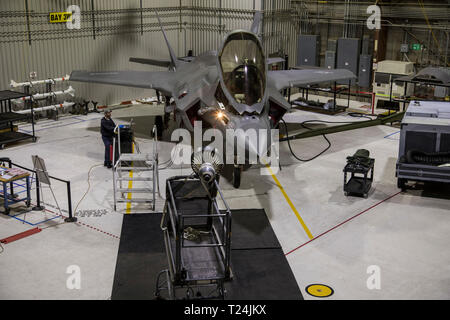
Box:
[73,163,103,214]
[282,118,331,162]
[281,113,376,162]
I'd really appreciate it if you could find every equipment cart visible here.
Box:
[157,175,232,300]
[0,165,31,215]
[343,151,375,198]
[396,101,450,190]
[0,90,36,149]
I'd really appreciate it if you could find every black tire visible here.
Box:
[233,166,241,188]
[397,178,407,191]
[155,115,163,138]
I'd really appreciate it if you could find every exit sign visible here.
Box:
[411,44,423,51]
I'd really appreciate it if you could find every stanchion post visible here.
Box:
[32,174,45,211]
[64,181,77,222]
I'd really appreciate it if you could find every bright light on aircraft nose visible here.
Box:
[215,110,229,125]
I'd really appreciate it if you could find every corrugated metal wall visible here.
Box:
[1,0,448,107]
[188,0,297,65]
[0,0,298,106]
[0,0,185,105]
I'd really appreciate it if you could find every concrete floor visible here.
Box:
[0,103,449,300]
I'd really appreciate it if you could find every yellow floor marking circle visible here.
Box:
[306,284,334,298]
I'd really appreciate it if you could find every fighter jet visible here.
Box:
[70,12,355,188]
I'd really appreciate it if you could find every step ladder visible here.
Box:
[112,123,159,212]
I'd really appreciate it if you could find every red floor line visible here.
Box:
[29,203,121,240]
[285,191,402,256]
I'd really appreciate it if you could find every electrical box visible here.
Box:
[358,54,372,88]
[336,38,361,85]
[325,51,336,69]
[296,35,321,67]
[327,39,337,52]
[361,36,371,55]
[400,44,409,53]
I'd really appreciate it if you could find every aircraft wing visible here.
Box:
[129,57,171,68]
[267,57,285,65]
[69,70,175,95]
[268,68,356,91]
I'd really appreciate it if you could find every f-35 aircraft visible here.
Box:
[70,12,355,188]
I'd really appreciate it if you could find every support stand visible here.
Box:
[32,174,45,211]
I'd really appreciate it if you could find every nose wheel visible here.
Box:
[154,115,163,139]
[233,165,242,188]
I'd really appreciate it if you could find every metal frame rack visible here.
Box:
[0,90,36,149]
[0,157,77,222]
[287,66,352,114]
[158,175,232,300]
[393,79,450,112]
[290,81,351,114]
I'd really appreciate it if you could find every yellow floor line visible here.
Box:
[264,163,314,240]
[125,169,133,214]
[125,143,135,214]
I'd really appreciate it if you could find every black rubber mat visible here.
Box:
[111,214,166,300]
[111,209,303,300]
[226,248,301,300]
[230,209,281,250]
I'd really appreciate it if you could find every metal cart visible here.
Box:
[157,175,232,300]
[343,157,375,198]
[0,166,31,215]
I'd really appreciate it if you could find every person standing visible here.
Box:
[101,109,116,168]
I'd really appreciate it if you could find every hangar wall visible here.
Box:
[188,0,296,65]
[0,0,187,105]
[0,0,298,106]
[0,0,448,106]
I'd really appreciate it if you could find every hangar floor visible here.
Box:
[0,102,449,300]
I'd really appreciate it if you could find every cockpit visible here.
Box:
[218,32,266,107]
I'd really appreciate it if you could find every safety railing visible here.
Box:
[0,158,76,222]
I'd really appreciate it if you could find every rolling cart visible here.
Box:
[157,175,232,300]
[343,150,375,198]
[0,165,31,215]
